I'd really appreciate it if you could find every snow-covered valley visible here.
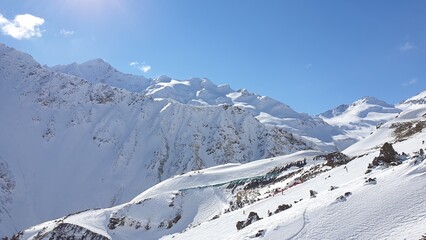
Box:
[1,43,426,239]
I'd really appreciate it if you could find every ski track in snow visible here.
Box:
[286,207,308,240]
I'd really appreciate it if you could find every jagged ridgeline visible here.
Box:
[0,43,320,236]
[2,43,426,239]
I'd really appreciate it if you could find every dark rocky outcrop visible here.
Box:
[365,177,377,185]
[392,120,426,140]
[108,217,125,230]
[314,152,351,167]
[368,143,401,172]
[274,204,292,214]
[45,223,108,240]
[236,212,262,230]
[255,229,266,237]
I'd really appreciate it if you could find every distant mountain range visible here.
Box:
[1,43,425,239]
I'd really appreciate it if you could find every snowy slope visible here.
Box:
[320,96,402,150]
[0,44,316,236]
[13,101,426,239]
[50,59,152,92]
[3,43,426,239]
[52,62,342,149]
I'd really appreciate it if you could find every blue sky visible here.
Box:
[0,0,425,114]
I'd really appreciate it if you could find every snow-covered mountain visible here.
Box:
[0,44,321,236]
[320,96,402,149]
[52,61,342,150]
[50,59,152,92]
[2,43,426,239]
[12,92,426,239]
[319,103,350,118]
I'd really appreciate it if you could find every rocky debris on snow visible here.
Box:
[108,215,151,231]
[335,195,347,202]
[313,152,351,167]
[255,229,266,237]
[107,201,183,231]
[239,159,307,190]
[236,212,262,230]
[391,120,426,141]
[210,214,220,221]
[108,217,125,230]
[10,223,109,240]
[158,212,182,229]
[310,190,318,198]
[335,192,352,202]
[364,177,377,185]
[329,185,339,191]
[228,189,261,211]
[412,149,426,164]
[274,204,292,214]
[44,223,109,240]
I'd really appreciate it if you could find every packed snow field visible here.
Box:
[1,44,426,239]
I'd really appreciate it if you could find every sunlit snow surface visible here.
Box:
[2,43,426,239]
[0,44,316,236]
[20,109,426,239]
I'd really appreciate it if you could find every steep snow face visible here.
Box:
[50,59,152,92]
[320,104,349,118]
[320,96,400,127]
[399,90,426,106]
[0,44,315,236]
[52,61,342,148]
[396,90,426,120]
[320,96,402,150]
[15,109,426,240]
[344,94,426,157]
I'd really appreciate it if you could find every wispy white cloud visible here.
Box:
[402,78,418,86]
[59,29,74,37]
[400,41,415,51]
[0,14,44,40]
[305,63,312,68]
[141,64,151,73]
[130,61,151,73]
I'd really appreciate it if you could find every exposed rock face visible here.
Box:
[392,120,426,140]
[372,142,401,167]
[8,223,109,240]
[365,142,402,174]
[313,152,351,167]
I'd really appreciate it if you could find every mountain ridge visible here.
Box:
[0,43,316,236]
[12,101,426,239]
[1,43,426,239]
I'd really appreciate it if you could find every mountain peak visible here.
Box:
[353,96,393,108]
[80,58,113,70]
[319,104,350,119]
[400,90,426,106]
[50,58,150,92]
[153,75,173,83]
